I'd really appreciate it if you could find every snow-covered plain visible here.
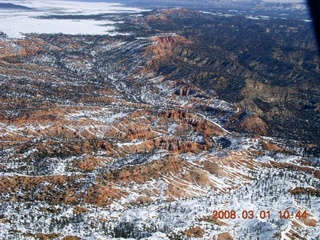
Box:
[0,0,147,38]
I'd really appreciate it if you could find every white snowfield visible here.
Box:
[0,0,147,38]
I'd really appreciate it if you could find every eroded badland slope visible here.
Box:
[0,8,319,239]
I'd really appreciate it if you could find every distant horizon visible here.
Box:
[0,0,310,38]
[0,0,307,3]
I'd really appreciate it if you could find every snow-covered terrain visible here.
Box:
[0,5,319,240]
[0,0,147,38]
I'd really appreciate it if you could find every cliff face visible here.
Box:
[0,8,319,240]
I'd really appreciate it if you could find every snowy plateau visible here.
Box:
[0,1,320,240]
[0,0,147,38]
